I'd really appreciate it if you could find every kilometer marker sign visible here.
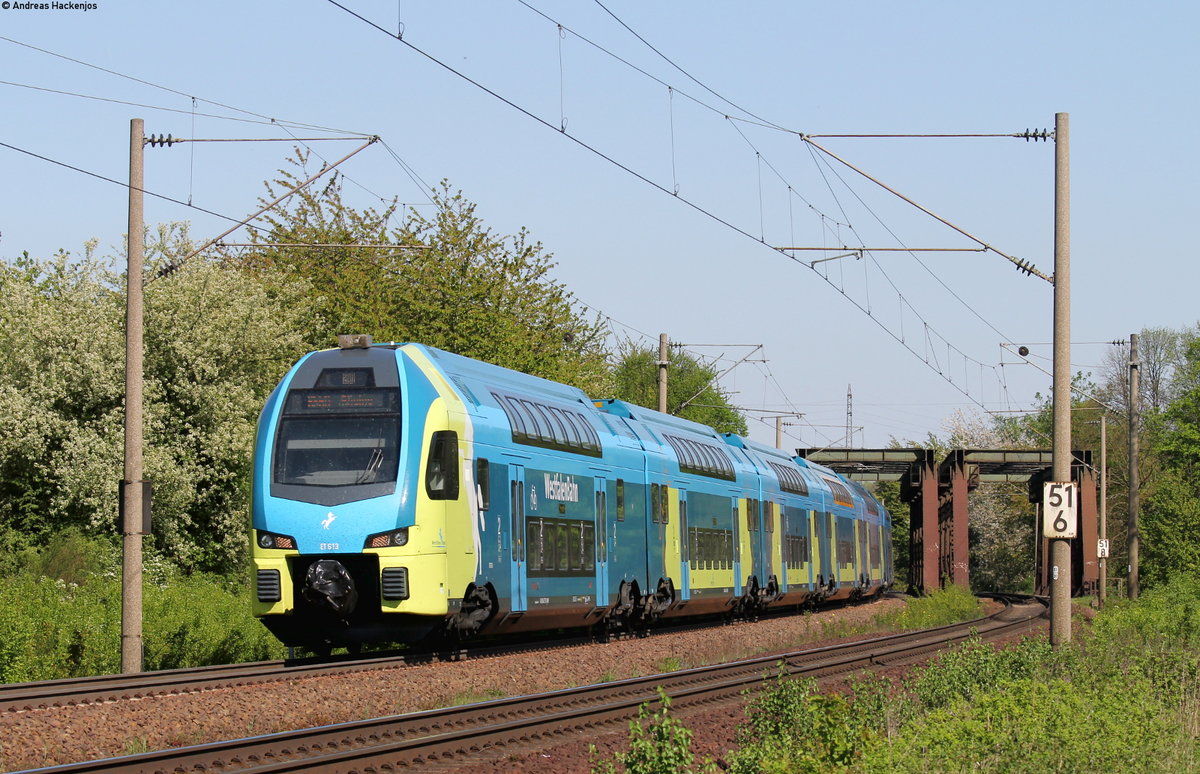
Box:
[1043,482,1078,539]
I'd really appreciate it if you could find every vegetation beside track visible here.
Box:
[597,578,1200,773]
[0,531,282,682]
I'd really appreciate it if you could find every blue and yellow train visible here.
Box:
[251,338,893,651]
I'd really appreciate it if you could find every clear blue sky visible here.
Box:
[2,1,1196,449]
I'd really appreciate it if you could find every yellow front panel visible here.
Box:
[374,551,449,615]
[403,345,478,604]
[252,552,296,616]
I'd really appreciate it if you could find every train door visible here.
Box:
[650,481,665,586]
[731,497,742,595]
[816,510,832,588]
[858,517,869,586]
[594,476,609,606]
[678,489,690,600]
[746,498,762,585]
[766,500,780,587]
[509,465,527,612]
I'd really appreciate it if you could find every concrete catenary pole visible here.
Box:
[121,118,146,673]
[1050,112,1072,647]
[1128,332,1140,599]
[657,333,669,414]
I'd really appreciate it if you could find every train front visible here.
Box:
[250,338,459,652]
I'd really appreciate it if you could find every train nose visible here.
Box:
[302,559,359,616]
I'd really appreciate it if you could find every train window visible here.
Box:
[549,406,580,446]
[699,442,719,476]
[616,479,626,522]
[315,367,375,388]
[584,523,596,571]
[499,396,528,438]
[824,477,854,508]
[527,519,542,570]
[569,524,583,571]
[572,411,602,451]
[510,482,519,557]
[732,501,740,559]
[530,402,562,445]
[595,491,606,564]
[680,498,689,562]
[554,523,569,571]
[768,461,809,496]
[836,515,855,566]
[651,483,661,523]
[542,405,566,446]
[513,399,544,442]
[273,387,401,489]
[425,431,460,500]
[766,502,775,533]
[492,392,603,458]
[663,434,735,480]
[661,484,670,524]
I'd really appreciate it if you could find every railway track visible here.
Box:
[17,595,1047,773]
[0,637,591,713]
[0,597,883,713]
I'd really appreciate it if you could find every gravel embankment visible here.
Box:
[1,598,922,772]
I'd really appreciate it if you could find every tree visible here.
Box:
[0,227,317,572]
[1140,337,1200,586]
[1099,326,1199,415]
[0,245,122,553]
[610,341,747,435]
[241,152,612,396]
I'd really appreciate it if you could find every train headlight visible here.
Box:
[257,530,296,550]
[365,528,409,549]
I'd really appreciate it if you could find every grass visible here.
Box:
[449,687,506,706]
[596,576,1200,773]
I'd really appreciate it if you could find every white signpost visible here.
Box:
[1043,482,1078,539]
[1098,539,1110,558]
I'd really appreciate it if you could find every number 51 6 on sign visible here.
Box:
[1043,482,1077,538]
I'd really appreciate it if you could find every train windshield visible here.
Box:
[273,388,401,487]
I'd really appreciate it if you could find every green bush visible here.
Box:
[144,572,283,670]
[862,676,1193,773]
[728,672,873,774]
[590,688,716,774]
[0,537,282,683]
[879,583,982,630]
[909,634,1055,710]
[0,573,121,682]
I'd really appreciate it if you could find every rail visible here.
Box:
[16,595,1047,773]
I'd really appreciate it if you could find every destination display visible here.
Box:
[284,388,399,415]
